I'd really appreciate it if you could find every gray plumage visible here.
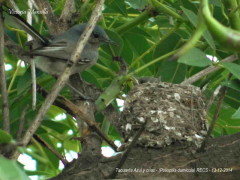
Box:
[28,23,112,76]
[6,11,112,76]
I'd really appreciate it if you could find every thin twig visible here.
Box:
[31,58,37,110]
[0,6,10,133]
[27,0,37,110]
[206,85,221,112]
[76,109,118,151]
[33,134,68,165]
[107,122,146,179]
[21,0,106,148]
[17,105,29,141]
[181,54,238,85]
[36,84,118,152]
[198,82,229,152]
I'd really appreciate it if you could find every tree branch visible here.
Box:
[60,0,76,24]
[198,75,231,152]
[0,6,10,133]
[108,122,146,179]
[20,0,106,148]
[33,0,59,34]
[36,84,118,152]
[33,134,68,165]
[180,54,238,85]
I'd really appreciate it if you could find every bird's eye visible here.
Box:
[93,33,99,38]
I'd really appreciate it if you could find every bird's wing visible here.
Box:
[30,40,71,60]
[76,58,91,65]
[31,41,92,65]
[34,41,67,52]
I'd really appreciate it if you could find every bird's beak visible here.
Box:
[104,38,118,46]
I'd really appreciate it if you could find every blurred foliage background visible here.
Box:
[1,0,240,179]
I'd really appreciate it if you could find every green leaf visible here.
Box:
[25,170,51,176]
[105,0,127,16]
[99,51,119,73]
[221,80,240,92]
[126,0,148,9]
[225,88,240,109]
[38,134,60,170]
[181,6,198,27]
[178,48,212,67]
[63,140,80,152]
[221,62,240,79]
[101,118,111,134]
[0,156,30,180]
[81,69,102,87]
[157,60,187,83]
[121,39,133,65]
[154,33,181,77]
[102,29,124,56]
[231,107,240,119]
[208,103,240,136]
[17,69,32,95]
[154,33,180,58]
[181,6,215,49]
[209,0,222,6]
[0,130,13,143]
[41,120,69,134]
[47,105,65,120]
[180,0,198,12]
[124,33,150,56]
[96,76,125,112]
[108,125,122,139]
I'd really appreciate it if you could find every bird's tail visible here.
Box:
[2,5,49,45]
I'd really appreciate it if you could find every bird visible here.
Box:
[4,9,114,76]
[27,23,114,76]
[4,7,115,98]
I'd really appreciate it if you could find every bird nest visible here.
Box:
[119,82,208,148]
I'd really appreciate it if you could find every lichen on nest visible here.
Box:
[119,82,208,148]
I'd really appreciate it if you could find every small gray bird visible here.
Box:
[28,23,112,76]
[5,10,113,76]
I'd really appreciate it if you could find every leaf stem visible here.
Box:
[223,0,240,30]
[115,10,152,35]
[148,0,186,22]
[129,49,177,76]
[171,14,205,60]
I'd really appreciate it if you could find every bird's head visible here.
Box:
[72,23,116,47]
